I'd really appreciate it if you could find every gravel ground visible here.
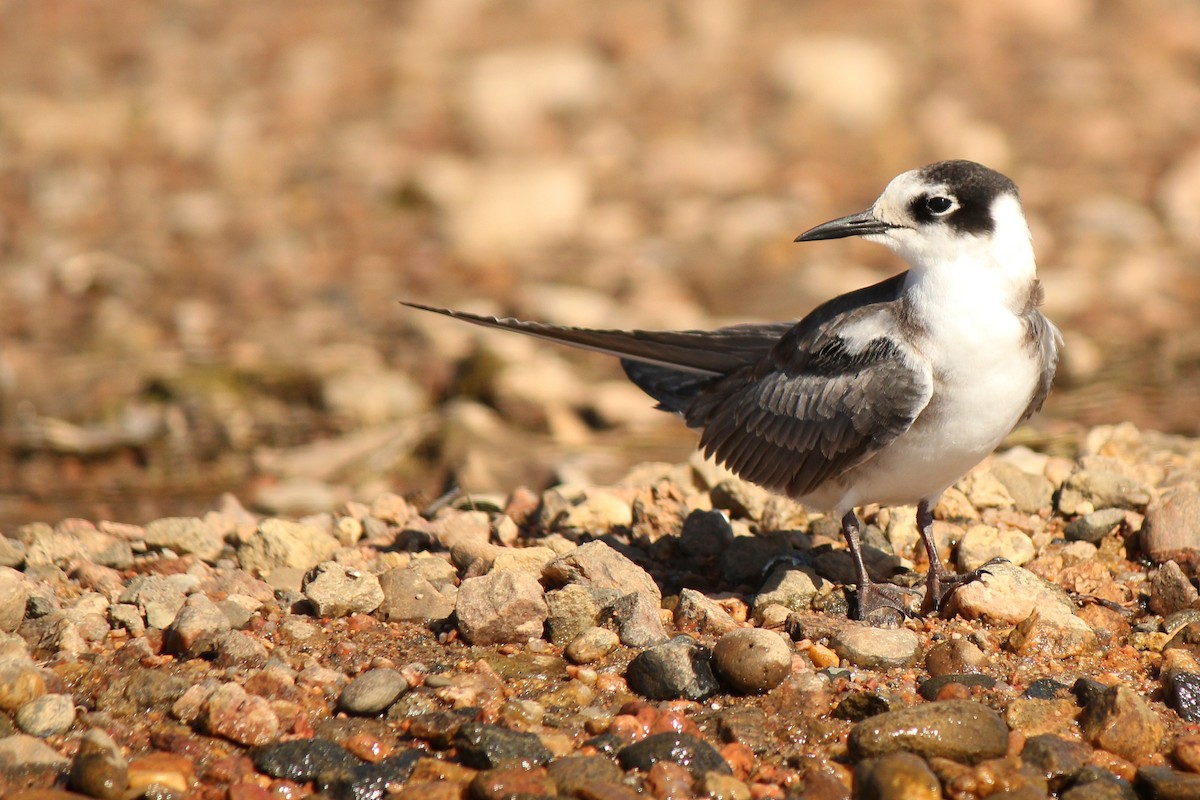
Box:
[1,422,1200,797]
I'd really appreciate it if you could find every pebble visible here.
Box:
[924,638,987,676]
[1161,669,1200,723]
[1134,766,1200,798]
[543,541,661,605]
[315,751,422,800]
[711,628,792,694]
[118,576,186,630]
[249,738,363,782]
[753,563,824,620]
[163,593,232,657]
[201,683,279,747]
[1057,470,1151,516]
[0,653,47,712]
[830,624,920,670]
[606,590,669,647]
[853,750,941,800]
[455,570,548,646]
[917,674,997,701]
[0,536,25,569]
[1078,684,1163,762]
[545,584,618,644]
[376,567,457,622]
[848,700,1009,763]
[833,692,892,721]
[1007,609,1097,658]
[618,732,732,778]
[0,567,29,632]
[454,722,553,769]
[989,460,1055,513]
[339,668,409,716]
[15,693,76,738]
[1149,560,1199,616]
[143,517,225,562]
[1020,734,1092,793]
[69,728,128,799]
[546,754,623,794]
[955,525,1035,570]
[946,561,1076,624]
[1063,508,1127,544]
[1142,487,1200,571]
[564,626,619,664]
[237,519,339,575]
[303,562,384,617]
[626,636,719,701]
[1173,734,1200,773]
[470,765,556,800]
[675,588,740,635]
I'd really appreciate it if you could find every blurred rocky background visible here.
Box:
[0,0,1198,527]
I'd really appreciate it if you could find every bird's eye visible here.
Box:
[925,196,954,215]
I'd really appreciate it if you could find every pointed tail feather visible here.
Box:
[403,302,790,377]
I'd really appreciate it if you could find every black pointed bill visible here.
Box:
[795,209,898,242]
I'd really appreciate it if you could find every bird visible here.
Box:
[405,160,1060,623]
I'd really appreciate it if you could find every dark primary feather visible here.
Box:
[406,272,932,499]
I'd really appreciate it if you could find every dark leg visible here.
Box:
[841,509,916,624]
[917,499,999,614]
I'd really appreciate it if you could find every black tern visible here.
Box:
[406,160,1060,623]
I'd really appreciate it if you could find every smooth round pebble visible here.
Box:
[831,624,920,669]
[16,692,77,737]
[339,668,409,715]
[70,728,129,799]
[848,700,1009,763]
[565,626,619,664]
[711,628,792,694]
[854,750,941,800]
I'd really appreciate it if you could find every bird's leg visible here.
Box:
[841,510,916,624]
[917,499,997,614]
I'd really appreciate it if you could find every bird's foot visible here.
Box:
[852,580,921,627]
[920,557,1007,615]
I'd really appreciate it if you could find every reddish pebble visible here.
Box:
[935,682,972,701]
[607,715,647,743]
[227,782,273,800]
[649,710,700,736]
[347,613,376,631]
[1175,734,1200,773]
[469,766,555,800]
[342,732,393,762]
[750,782,787,800]
[646,760,694,800]
[720,742,756,780]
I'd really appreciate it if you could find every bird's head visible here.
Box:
[795,160,1035,281]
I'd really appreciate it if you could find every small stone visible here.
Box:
[202,682,280,746]
[626,636,719,701]
[618,732,731,778]
[1019,734,1092,793]
[848,700,1009,763]
[70,728,128,799]
[854,750,941,800]
[1174,734,1200,774]
[15,693,77,737]
[163,593,232,657]
[545,584,618,645]
[0,732,70,770]
[470,765,556,800]
[1143,488,1200,573]
[1057,470,1151,516]
[918,674,998,701]
[956,525,1036,571]
[339,668,409,716]
[606,590,669,647]
[1007,609,1098,658]
[0,567,28,633]
[945,562,1075,625]
[303,562,384,618]
[990,460,1055,513]
[0,655,47,712]
[547,754,624,794]
[675,588,740,635]
[126,751,196,795]
[564,627,619,664]
[1162,669,1200,723]
[238,519,339,575]
[924,638,987,676]
[753,564,824,621]
[830,625,920,670]
[455,570,548,646]
[1064,508,1127,544]
[543,541,661,604]
[314,752,422,799]
[711,628,792,695]
[1005,697,1082,739]
[710,479,770,521]
[118,575,187,630]
[143,517,225,561]
[250,738,363,782]
[0,536,24,569]
[1149,561,1199,616]
[1135,766,1200,799]
[377,567,457,622]
[454,722,552,770]
[1078,684,1163,762]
